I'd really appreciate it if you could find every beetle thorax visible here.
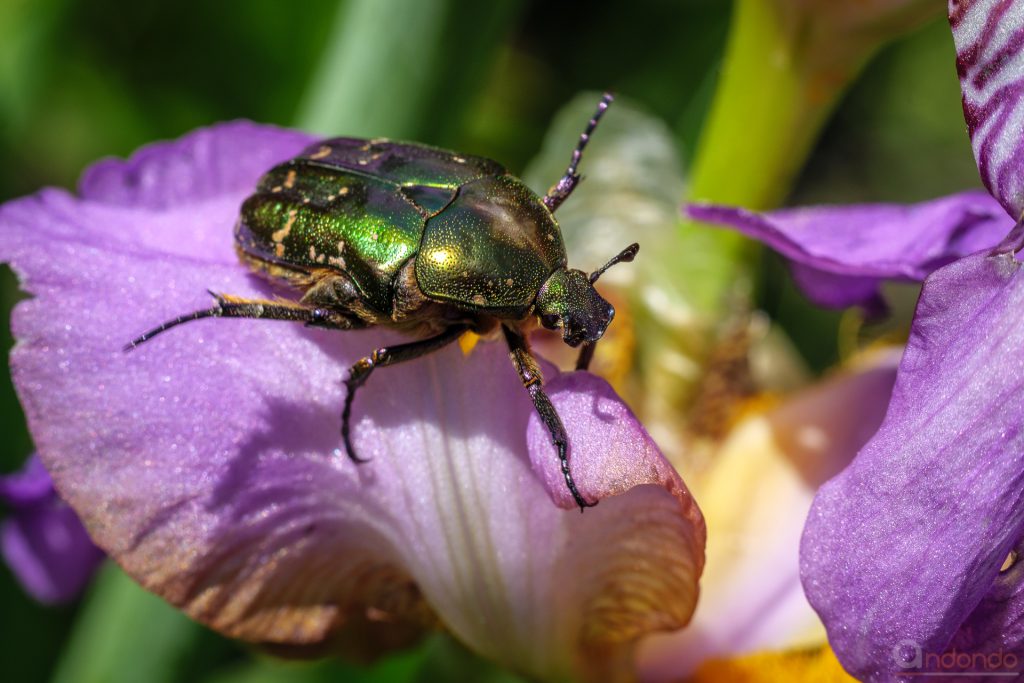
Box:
[534,268,615,347]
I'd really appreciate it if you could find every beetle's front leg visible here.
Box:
[502,325,595,512]
[574,342,596,372]
[341,324,469,465]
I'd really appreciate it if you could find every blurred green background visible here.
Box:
[0,1,980,681]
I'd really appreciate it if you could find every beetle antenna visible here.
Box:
[543,92,615,213]
[590,243,639,284]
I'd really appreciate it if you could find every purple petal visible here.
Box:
[0,453,54,506]
[951,0,1024,219]
[0,123,705,679]
[79,121,314,209]
[686,191,1013,309]
[1,455,103,603]
[801,250,1024,680]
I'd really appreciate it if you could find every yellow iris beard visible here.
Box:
[693,646,855,682]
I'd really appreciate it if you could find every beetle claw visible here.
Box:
[343,447,372,465]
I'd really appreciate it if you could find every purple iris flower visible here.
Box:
[1,454,103,603]
[687,1,1024,679]
[0,122,705,680]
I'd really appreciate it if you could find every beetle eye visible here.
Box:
[540,313,561,330]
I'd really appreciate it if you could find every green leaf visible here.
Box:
[0,0,68,137]
[294,0,522,144]
[50,564,208,683]
[201,634,525,683]
[201,649,424,683]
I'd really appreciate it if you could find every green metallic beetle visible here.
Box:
[128,92,637,511]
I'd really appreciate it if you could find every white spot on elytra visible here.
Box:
[271,209,298,243]
[309,145,331,160]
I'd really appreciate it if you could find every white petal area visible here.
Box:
[636,351,899,681]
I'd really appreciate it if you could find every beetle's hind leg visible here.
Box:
[502,325,595,512]
[125,291,359,350]
[341,324,469,464]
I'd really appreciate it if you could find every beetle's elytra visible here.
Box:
[128,92,638,512]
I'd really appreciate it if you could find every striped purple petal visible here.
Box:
[951,0,1024,219]
[801,249,1024,679]
[686,191,1013,311]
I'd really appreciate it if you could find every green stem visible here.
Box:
[655,0,893,439]
[677,0,893,319]
[689,0,865,210]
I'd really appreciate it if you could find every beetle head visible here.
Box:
[536,269,613,347]
[535,243,638,348]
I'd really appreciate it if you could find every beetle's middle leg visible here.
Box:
[502,324,595,512]
[341,324,469,464]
